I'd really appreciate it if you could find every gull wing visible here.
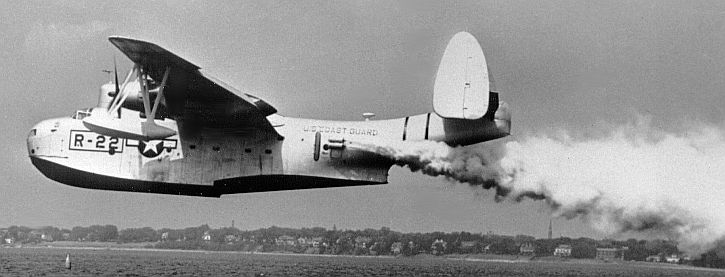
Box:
[108,36,280,136]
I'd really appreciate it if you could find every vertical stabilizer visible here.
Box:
[433,32,490,119]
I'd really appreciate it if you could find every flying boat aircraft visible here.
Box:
[27,32,511,197]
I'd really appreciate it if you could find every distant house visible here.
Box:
[665,255,681,264]
[275,235,296,246]
[4,238,13,244]
[161,232,169,241]
[391,242,403,255]
[202,231,211,241]
[596,248,621,260]
[519,242,535,255]
[297,237,310,246]
[646,255,662,263]
[460,241,478,249]
[311,237,324,248]
[553,244,572,257]
[408,241,417,254]
[369,242,383,255]
[355,236,372,249]
[41,233,53,242]
[224,235,238,243]
[482,244,492,254]
[29,230,42,239]
[431,239,448,255]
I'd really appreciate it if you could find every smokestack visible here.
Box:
[548,219,552,240]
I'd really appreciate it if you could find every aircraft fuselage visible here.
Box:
[27,107,509,197]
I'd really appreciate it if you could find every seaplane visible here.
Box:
[27,32,511,197]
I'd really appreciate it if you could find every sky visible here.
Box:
[2,0,725,239]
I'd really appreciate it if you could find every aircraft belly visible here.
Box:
[31,156,220,197]
[213,175,384,194]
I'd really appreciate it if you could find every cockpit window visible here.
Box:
[72,109,92,120]
[28,129,36,137]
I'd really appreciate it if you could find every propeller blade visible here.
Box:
[107,56,121,111]
[108,64,137,117]
[112,57,122,117]
[114,56,120,96]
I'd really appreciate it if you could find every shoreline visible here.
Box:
[16,244,396,260]
[8,244,722,272]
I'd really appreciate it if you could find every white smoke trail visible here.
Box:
[349,121,725,254]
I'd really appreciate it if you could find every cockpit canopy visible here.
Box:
[72,108,94,120]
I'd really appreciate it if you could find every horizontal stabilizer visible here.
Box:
[433,32,491,120]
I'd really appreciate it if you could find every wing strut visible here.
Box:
[83,64,176,141]
[149,67,169,120]
[139,66,175,139]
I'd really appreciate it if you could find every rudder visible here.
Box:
[433,32,493,120]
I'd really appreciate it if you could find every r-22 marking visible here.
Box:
[69,130,124,154]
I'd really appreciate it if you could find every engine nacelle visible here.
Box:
[106,79,166,118]
[97,83,115,108]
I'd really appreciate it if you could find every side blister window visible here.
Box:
[313,132,321,161]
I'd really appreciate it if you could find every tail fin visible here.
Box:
[433,32,494,120]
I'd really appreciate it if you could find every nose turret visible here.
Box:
[27,118,66,158]
[28,120,50,157]
[27,126,37,156]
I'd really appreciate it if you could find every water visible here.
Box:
[1,247,724,276]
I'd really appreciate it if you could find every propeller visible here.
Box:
[114,57,120,98]
[107,59,138,117]
[108,56,121,117]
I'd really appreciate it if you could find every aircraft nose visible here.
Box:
[27,119,62,157]
[27,124,40,156]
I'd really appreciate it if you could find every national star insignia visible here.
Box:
[142,140,162,155]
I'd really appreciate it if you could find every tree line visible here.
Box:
[2,224,725,268]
